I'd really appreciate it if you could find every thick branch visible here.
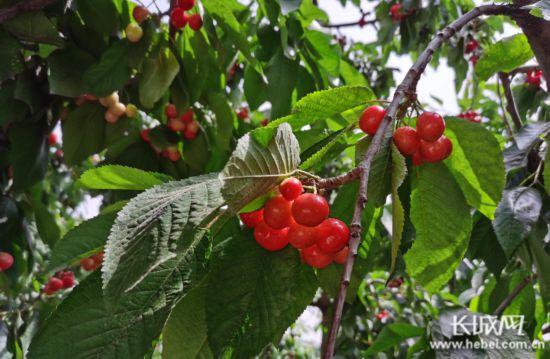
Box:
[0,0,59,23]
[499,72,523,131]
[322,4,518,358]
[493,274,535,317]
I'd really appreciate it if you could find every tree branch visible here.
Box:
[493,274,536,317]
[0,0,59,23]
[322,4,518,358]
[321,19,376,28]
[509,65,540,77]
[498,72,523,131]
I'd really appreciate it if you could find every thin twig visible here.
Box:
[499,72,523,131]
[322,4,519,358]
[0,0,59,23]
[321,19,376,28]
[509,65,540,77]
[493,274,536,317]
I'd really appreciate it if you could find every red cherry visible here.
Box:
[183,129,198,140]
[288,222,318,249]
[239,208,263,228]
[470,55,479,66]
[140,129,151,143]
[163,147,180,162]
[390,3,403,22]
[388,277,404,288]
[253,222,289,251]
[458,110,481,123]
[359,105,386,135]
[237,108,249,120]
[417,112,445,142]
[188,14,203,31]
[0,252,14,271]
[376,310,390,320]
[263,195,293,229]
[170,8,188,29]
[316,218,350,254]
[393,126,420,155]
[301,245,333,269]
[178,0,195,10]
[46,277,63,292]
[180,109,194,124]
[334,246,349,265]
[526,70,543,87]
[168,118,186,132]
[165,103,178,119]
[292,194,330,227]
[279,177,303,201]
[260,118,269,126]
[412,151,423,166]
[465,40,479,54]
[59,271,75,288]
[80,257,96,271]
[43,284,57,295]
[420,135,452,163]
[48,133,58,146]
[132,5,149,24]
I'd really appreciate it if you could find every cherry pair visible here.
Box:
[43,271,75,295]
[80,252,104,271]
[165,104,200,140]
[458,110,481,123]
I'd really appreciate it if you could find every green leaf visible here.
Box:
[139,48,180,108]
[9,122,48,191]
[475,34,534,81]
[266,52,298,119]
[527,224,550,312]
[390,145,406,274]
[493,187,542,257]
[293,86,375,123]
[0,81,27,126]
[47,203,124,271]
[244,66,267,110]
[62,103,106,165]
[3,12,63,46]
[47,45,96,98]
[304,30,341,77]
[364,323,425,355]
[340,60,369,87]
[75,0,119,35]
[79,165,172,191]
[162,281,210,359]
[299,127,350,171]
[545,141,550,195]
[205,235,317,357]
[444,117,505,219]
[83,41,132,97]
[31,199,60,248]
[278,0,302,14]
[0,196,20,237]
[207,92,236,151]
[0,30,24,82]
[404,163,472,291]
[468,216,507,278]
[14,71,43,113]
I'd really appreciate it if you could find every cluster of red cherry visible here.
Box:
[526,70,543,88]
[79,252,104,272]
[239,178,350,269]
[43,270,75,295]
[389,3,407,22]
[140,103,200,162]
[0,251,14,272]
[458,110,481,123]
[170,0,203,31]
[359,105,452,166]
[464,39,480,66]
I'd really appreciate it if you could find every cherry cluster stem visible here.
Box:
[322,4,519,358]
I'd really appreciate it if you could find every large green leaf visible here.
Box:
[266,52,298,119]
[390,144,406,273]
[207,92,236,151]
[205,235,317,357]
[292,86,375,123]
[404,163,472,291]
[139,48,180,108]
[83,41,132,97]
[79,165,172,190]
[364,323,425,356]
[244,66,267,110]
[9,122,48,192]
[304,30,341,77]
[47,45,96,98]
[47,202,125,271]
[475,34,534,81]
[493,187,542,257]
[75,0,119,35]
[62,103,106,165]
[0,30,24,82]
[444,117,505,219]
[3,11,63,46]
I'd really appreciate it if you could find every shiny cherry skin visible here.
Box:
[334,246,349,265]
[390,4,403,22]
[393,126,420,155]
[292,193,330,227]
[301,245,333,269]
[316,218,350,254]
[263,195,293,229]
[279,177,303,201]
[178,0,195,10]
[165,104,178,119]
[417,112,445,142]
[188,14,203,31]
[412,151,423,166]
[170,8,188,29]
[253,222,289,251]
[80,257,96,271]
[288,222,318,249]
[59,271,75,288]
[47,277,63,292]
[133,5,149,23]
[239,208,263,228]
[359,106,386,135]
[0,252,14,271]
[180,109,194,123]
[420,136,452,163]
[464,39,478,54]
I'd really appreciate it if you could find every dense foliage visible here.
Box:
[0,0,549,358]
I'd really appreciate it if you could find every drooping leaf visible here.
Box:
[47,45,96,98]
[475,34,534,81]
[244,66,268,110]
[493,187,542,257]
[75,0,119,35]
[468,215,507,279]
[405,163,472,291]
[299,127,350,171]
[390,144,406,273]
[83,41,132,97]
[62,103,106,165]
[364,323,425,356]
[9,122,48,191]
[3,12,63,47]
[304,30,341,77]
[207,92,236,151]
[139,48,180,108]
[79,165,172,191]
[444,117,505,219]
[266,52,298,119]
